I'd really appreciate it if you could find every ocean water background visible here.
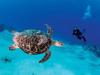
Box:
[0,0,100,75]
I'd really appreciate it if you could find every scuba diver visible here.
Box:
[72,26,86,42]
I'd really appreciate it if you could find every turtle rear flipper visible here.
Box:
[39,50,51,63]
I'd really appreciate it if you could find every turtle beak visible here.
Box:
[55,41,63,47]
[59,42,64,46]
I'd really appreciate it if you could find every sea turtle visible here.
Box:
[9,24,63,63]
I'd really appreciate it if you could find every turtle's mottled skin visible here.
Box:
[16,30,52,54]
[9,25,63,63]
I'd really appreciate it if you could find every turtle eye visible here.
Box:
[60,42,63,46]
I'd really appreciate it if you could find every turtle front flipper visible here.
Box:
[39,50,51,63]
[45,24,53,36]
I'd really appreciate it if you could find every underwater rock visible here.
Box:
[0,24,16,33]
[89,46,100,57]
[84,45,100,58]
[0,57,12,63]
[0,24,5,32]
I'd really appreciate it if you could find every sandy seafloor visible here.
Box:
[0,30,100,75]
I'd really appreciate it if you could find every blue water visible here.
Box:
[0,0,100,75]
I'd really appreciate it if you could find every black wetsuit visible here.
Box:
[73,28,86,42]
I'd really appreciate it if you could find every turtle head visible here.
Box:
[53,41,64,47]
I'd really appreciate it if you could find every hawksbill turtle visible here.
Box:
[9,24,63,63]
